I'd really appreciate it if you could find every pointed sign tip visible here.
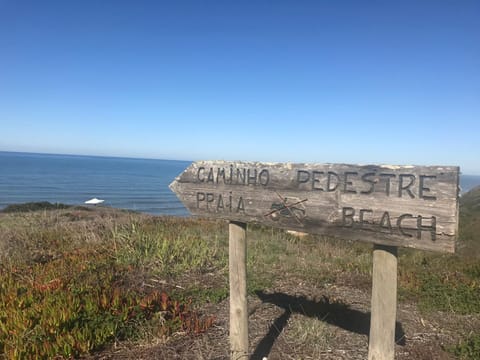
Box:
[168,179,177,192]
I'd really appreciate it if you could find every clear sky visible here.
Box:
[0,1,479,173]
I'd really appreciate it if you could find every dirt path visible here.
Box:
[86,278,476,360]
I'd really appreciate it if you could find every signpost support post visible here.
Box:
[368,244,398,360]
[229,221,249,360]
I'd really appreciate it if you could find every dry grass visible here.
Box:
[0,202,479,359]
[285,314,332,358]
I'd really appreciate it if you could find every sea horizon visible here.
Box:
[0,151,191,215]
[2,150,479,175]
[1,151,479,215]
[0,150,192,164]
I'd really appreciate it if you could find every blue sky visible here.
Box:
[0,1,479,173]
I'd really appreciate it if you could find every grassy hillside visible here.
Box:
[461,186,480,210]
[0,199,479,359]
[459,186,480,256]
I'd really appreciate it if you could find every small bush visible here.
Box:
[398,254,480,315]
[448,334,480,359]
[0,247,214,359]
[417,274,480,314]
[1,202,72,213]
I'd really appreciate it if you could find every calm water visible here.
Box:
[0,152,479,215]
[460,174,480,194]
[0,152,190,215]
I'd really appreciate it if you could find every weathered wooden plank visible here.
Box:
[229,221,249,360]
[368,245,398,360]
[170,161,459,252]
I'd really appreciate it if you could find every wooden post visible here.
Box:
[368,244,398,360]
[229,221,249,360]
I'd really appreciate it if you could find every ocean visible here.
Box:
[1,151,479,215]
[0,152,190,215]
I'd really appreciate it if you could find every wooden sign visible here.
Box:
[170,161,459,253]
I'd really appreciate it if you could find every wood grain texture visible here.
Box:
[229,221,249,360]
[368,245,398,360]
[170,161,459,252]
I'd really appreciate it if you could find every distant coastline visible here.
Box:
[460,174,480,194]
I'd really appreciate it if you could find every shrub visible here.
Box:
[1,202,72,213]
[0,248,214,359]
[448,334,480,359]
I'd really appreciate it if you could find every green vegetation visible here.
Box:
[0,187,479,358]
[394,187,480,314]
[459,186,480,257]
[0,211,222,359]
[1,201,75,213]
[448,334,480,359]
[0,251,213,358]
[397,252,480,314]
